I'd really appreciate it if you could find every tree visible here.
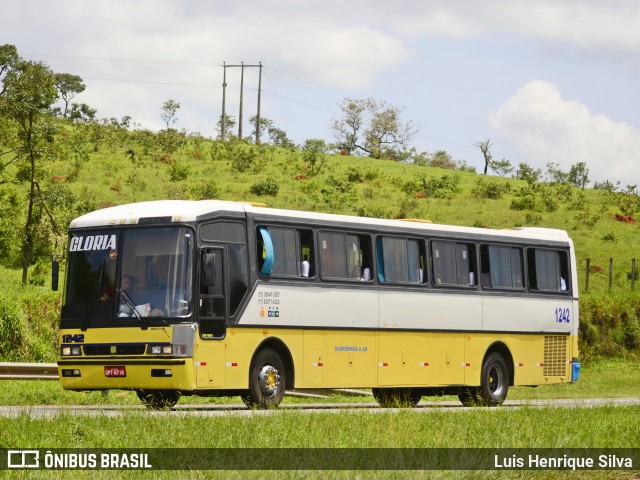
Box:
[430,150,457,170]
[249,115,273,144]
[516,162,542,184]
[568,162,590,190]
[331,98,417,159]
[267,126,294,149]
[545,162,568,183]
[69,102,97,122]
[489,158,514,177]
[160,99,180,129]
[216,113,236,140]
[54,73,85,117]
[301,139,327,176]
[0,50,59,284]
[248,115,294,148]
[0,45,19,92]
[475,138,493,175]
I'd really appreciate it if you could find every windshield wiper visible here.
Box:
[117,288,147,329]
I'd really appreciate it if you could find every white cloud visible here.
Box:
[385,1,640,66]
[490,80,640,185]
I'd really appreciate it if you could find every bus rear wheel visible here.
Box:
[372,388,421,408]
[242,348,286,409]
[477,352,509,406]
[137,389,180,409]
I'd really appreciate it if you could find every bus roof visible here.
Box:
[69,199,572,244]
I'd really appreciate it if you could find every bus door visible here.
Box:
[196,246,227,388]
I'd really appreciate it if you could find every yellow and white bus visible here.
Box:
[57,200,580,408]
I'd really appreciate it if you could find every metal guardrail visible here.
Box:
[0,362,59,380]
[0,364,373,398]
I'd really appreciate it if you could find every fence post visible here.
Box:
[609,258,613,291]
[633,258,636,291]
[585,258,590,292]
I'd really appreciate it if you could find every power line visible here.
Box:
[83,76,220,89]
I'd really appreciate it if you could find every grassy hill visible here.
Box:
[1,123,640,361]
[46,127,639,292]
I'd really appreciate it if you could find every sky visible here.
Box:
[2,0,640,186]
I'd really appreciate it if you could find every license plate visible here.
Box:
[104,366,126,377]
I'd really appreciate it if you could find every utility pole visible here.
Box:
[256,62,262,145]
[238,62,244,139]
[220,62,262,142]
[221,62,227,140]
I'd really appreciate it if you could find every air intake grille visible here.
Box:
[544,335,567,376]
[83,344,146,356]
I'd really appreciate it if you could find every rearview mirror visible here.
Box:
[202,252,217,287]
[52,259,60,291]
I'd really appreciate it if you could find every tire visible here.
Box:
[372,388,421,408]
[242,348,286,409]
[137,389,180,409]
[477,352,509,406]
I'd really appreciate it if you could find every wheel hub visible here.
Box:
[489,367,504,396]
[258,365,280,397]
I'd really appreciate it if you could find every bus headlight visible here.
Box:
[150,345,174,355]
[61,346,81,356]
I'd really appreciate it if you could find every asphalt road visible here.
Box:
[1,397,639,418]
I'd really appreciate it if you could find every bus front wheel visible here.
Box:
[243,348,286,409]
[478,352,509,406]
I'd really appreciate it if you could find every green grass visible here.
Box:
[1,407,638,479]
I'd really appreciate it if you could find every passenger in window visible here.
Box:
[560,277,567,291]
[301,255,310,277]
[361,266,371,281]
[468,272,476,286]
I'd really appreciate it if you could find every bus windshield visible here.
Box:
[62,227,194,324]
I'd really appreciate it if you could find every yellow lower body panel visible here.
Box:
[58,361,195,391]
[58,326,577,393]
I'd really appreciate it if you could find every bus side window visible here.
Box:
[527,248,569,292]
[320,232,372,281]
[378,236,426,284]
[432,241,476,287]
[257,226,315,278]
[481,245,524,289]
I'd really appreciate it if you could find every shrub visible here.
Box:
[169,161,190,181]
[250,179,279,197]
[346,167,365,184]
[510,186,540,211]
[579,294,640,358]
[229,144,259,173]
[524,213,542,224]
[0,296,28,361]
[472,178,511,199]
[194,181,220,199]
[402,174,460,199]
[0,290,60,362]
